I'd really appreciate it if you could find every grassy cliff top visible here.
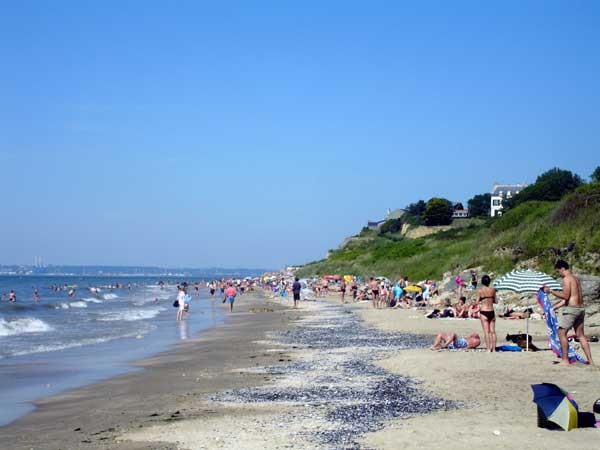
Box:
[297,183,600,280]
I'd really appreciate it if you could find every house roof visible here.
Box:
[492,183,528,196]
[386,208,406,220]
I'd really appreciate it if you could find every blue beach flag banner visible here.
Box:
[536,290,587,364]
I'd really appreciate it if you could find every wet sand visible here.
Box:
[0,292,297,449]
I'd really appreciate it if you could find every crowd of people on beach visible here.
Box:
[274,260,594,366]
[173,278,259,320]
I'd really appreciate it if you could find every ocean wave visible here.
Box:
[69,301,88,308]
[0,317,53,337]
[133,295,170,305]
[83,297,103,304]
[5,324,156,357]
[103,293,119,300]
[96,307,165,322]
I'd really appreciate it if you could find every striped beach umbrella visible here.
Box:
[493,269,562,293]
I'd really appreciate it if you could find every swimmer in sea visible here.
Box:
[33,288,40,303]
[9,290,17,302]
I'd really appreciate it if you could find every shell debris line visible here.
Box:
[210,303,460,449]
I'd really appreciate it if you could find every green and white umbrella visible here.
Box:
[493,269,562,293]
[493,269,562,352]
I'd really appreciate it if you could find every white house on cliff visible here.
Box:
[490,183,528,216]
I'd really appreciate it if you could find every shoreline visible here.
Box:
[0,285,224,428]
[0,290,293,449]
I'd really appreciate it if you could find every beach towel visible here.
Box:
[536,290,587,364]
[496,345,522,352]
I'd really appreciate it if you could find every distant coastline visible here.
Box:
[0,265,270,278]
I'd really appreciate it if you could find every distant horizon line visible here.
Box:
[0,263,274,271]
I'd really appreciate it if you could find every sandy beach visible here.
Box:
[354,303,600,450]
[1,292,598,450]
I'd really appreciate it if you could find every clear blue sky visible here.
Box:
[1,1,599,269]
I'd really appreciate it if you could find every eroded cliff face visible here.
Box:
[580,274,600,306]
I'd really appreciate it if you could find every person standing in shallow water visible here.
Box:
[546,259,594,366]
[176,287,186,321]
[476,275,496,352]
[224,283,237,313]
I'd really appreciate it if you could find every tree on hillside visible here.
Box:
[591,166,600,183]
[406,200,426,217]
[505,167,583,209]
[423,198,453,226]
[467,193,491,217]
[379,218,403,234]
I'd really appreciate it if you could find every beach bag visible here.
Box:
[173,300,179,308]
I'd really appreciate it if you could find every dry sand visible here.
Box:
[354,304,600,450]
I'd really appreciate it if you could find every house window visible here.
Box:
[492,199,501,206]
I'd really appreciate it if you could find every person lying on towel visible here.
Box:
[430,332,481,350]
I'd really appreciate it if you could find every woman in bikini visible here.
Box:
[476,275,497,352]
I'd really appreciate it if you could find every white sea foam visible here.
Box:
[103,293,119,300]
[83,297,103,304]
[55,303,70,310]
[97,307,165,322]
[69,301,88,308]
[0,317,53,337]
[7,324,157,357]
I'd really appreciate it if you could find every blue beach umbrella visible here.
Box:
[531,383,579,431]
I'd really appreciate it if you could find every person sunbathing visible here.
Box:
[468,300,480,319]
[454,296,469,318]
[430,332,481,350]
[500,307,532,319]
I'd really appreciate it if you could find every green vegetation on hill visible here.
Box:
[297,182,600,280]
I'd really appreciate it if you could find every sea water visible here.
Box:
[0,275,229,426]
